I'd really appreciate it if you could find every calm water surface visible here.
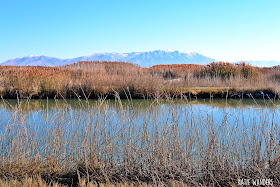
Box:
[0,98,279,130]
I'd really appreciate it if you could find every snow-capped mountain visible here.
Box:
[0,50,215,67]
[121,50,214,67]
[2,50,280,67]
[1,55,68,67]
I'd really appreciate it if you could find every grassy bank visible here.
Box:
[1,61,280,99]
[0,97,279,186]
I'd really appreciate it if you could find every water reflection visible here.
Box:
[1,98,280,111]
[1,98,279,133]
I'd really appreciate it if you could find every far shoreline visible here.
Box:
[1,87,278,100]
[1,61,280,100]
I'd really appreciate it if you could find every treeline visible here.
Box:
[0,61,280,99]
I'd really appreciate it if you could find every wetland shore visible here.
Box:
[1,61,280,100]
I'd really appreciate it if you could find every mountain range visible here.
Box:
[1,50,279,67]
[0,50,214,67]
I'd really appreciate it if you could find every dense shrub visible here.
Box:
[163,70,178,79]
[194,62,259,80]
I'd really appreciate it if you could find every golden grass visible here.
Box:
[0,177,192,187]
[0,176,64,187]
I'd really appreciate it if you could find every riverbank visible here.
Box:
[180,87,277,99]
[0,86,278,100]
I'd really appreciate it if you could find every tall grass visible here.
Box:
[1,61,280,99]
[0,96,279,186]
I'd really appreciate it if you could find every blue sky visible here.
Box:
[0,0,279,62]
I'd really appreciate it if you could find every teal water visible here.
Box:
[1,98,280,129]
[1,98,279,140]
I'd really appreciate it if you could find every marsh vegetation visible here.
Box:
[0,97,279,186]
[1,61,280,99]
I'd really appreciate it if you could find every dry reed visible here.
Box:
[0,95,279,186]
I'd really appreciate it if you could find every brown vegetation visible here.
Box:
[1,61,280,99]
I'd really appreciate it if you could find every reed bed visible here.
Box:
[0,95,279,186]
[1,61,280,99]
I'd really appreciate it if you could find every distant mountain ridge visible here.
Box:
[245,60,280,67]
[1,50,280,67]
[0,50,215,67]
[3,55,66,67]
